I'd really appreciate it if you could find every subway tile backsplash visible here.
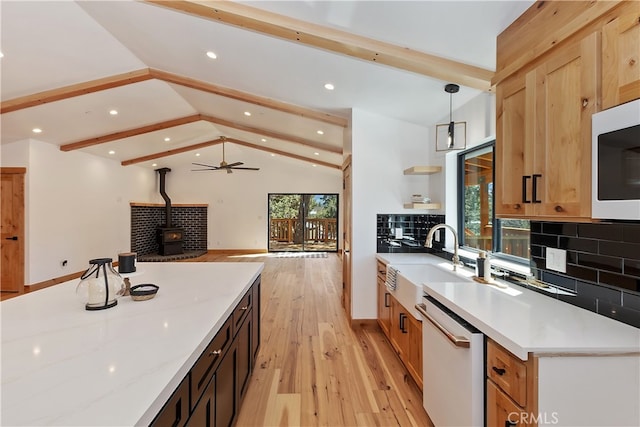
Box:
[376,214,445,253]
[531,220,640,328]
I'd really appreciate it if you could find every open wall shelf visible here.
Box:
[403,166,442,175]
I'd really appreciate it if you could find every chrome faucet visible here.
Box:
[424,223,462,271]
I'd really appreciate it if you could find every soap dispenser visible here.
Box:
[476,251,486,279]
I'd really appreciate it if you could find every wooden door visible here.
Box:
[495,73,529,218]
[342,157,352,321]
[1,168,25,294]
[530,32,599,219]
[602,3,640,110]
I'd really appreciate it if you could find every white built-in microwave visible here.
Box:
[592,99,640,220]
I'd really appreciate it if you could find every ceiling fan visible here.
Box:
[192,137,260,174]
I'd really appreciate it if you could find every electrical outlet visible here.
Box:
[546,248,567,273]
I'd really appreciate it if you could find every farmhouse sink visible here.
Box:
[389,262,474,318]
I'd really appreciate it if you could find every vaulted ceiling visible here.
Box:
[0,0,534,171]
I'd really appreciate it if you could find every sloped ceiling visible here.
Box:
[0,0,534,171]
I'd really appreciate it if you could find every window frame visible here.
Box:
[456,140,529,265]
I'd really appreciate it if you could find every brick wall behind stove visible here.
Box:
[131,206,207,255]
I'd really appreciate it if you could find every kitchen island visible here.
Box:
[1,261,263,426]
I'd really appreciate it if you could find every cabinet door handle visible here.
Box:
[505,421,517,427]
[240,306,249,311]
[209,349,222,357]
[5,236,18,241]
[492,366,506,376]
[384,292,390,308]
[532,174,542,203]
[399,313,407,333]
[522,176,531,203]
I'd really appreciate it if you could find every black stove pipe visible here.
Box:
[156,167,172,228]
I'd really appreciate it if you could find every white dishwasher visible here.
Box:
[416,294,484,427]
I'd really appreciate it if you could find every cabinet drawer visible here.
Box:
[151,374,190,427]
[233,289,252,335]
[487,380,526,427]
[487,339,528,407]
[190,315,233,411]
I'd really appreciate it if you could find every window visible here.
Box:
[457,141,530,261]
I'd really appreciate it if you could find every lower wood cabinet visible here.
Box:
[375,262,422,390]
[151,276,260,427]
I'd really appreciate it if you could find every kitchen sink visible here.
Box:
[389,262,474,318]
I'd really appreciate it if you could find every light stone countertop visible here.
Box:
[1,262,263,426]
[376,253,640,360]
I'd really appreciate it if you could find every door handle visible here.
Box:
[522,176,531,203]
[532,174,542,203]
[5,236,18,241]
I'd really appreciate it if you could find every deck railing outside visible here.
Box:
[270,218,338,243]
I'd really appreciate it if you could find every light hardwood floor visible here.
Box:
[189,252,433,427]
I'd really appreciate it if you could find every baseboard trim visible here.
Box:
[207,249,268,255]
[27,270,85,292]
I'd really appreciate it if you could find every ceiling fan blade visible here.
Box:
[226,161,244,167]
[231,167,260,170]
[226,168,233,174]
[192,162,219,168]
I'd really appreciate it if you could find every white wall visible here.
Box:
[351,108,436,319]
[160,147,342,250]
[2,139,155,284]
[350,92,495,319]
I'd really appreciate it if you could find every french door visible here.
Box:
[268,193,338,252]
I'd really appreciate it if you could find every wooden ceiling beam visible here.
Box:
[0,69,154,114]
[225,137,341,170]
[145,0,494,91]
[198,114,342,155]
[121,138,224,166]
[59,115,202,151]
[149,69,347,127]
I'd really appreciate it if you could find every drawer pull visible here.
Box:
[209,349,222,357]
[240,306,249,311]
[492,366,506,376]
[505,420,517,427]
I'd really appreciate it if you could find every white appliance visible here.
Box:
[416,295,484,427]
[592,99,640,220]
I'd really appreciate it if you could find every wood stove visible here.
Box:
[157,227,184,256]
[156,168,184,256]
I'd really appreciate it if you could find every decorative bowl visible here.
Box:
[130,284,159,301]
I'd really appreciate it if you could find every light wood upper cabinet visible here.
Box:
[496,32,600,220]
[602,7,640,110]
[496,73,527,217]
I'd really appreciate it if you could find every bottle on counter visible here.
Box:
[484,252,492,281]
[476,251,486,279]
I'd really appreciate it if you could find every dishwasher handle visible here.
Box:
[416,303,470,348]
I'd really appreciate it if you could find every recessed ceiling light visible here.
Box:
[0,52,4,58]
[244,111,251,117]
[324,83,335,90]
[317,130,324,135]
[261,138,267,142]
[312,164,317,167]
[314,152,320,156]
[108,150,115,155]
[32,128,42,133]
[164,137,171,142]
[109,110,118,115]
[152,163,157,167]
[206,51,217,59]
[270,153,275,157]
[195,153,201,157]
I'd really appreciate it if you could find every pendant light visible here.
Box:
[435,83,466,151]
[445,83,459,149]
